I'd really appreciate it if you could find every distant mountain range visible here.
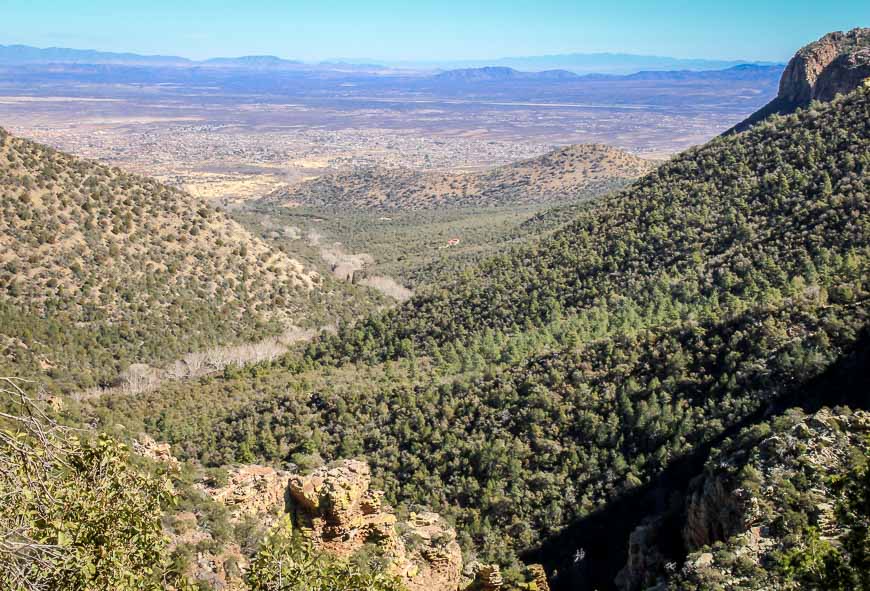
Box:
[0,43,780,75]
[0,44,308,69]
[431,63,783,83]
[378,52,781,75]
[433,66,580,81]
[0,44,191,66]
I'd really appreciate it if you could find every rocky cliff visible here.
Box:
[673,407,869,589]
[615,407,870,590]
[201,464,291,526]
[134,435,549,591]
[286,459,464,591]
[729,28,870,133]
[286,459,552,591]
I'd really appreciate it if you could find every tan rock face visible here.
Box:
[203,464,291,525]
[779,28,870,103]
[526,564,551,591]
[170,464,292,590]
[466,564,504,591]
[730,27,870,132]
[287,459,463,591]
[133,433,180,470]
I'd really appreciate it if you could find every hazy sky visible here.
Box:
[2,1,868,62]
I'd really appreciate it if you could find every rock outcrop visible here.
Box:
[133,433,180,470]
[674,407,869,588]
[172,464,290,590]
[614,516,669,591]
[465,564,504,591]
[287,459,464,591]
[138,444,551,591]
[729,28,870,133]
[525,564,551,591]
[203,464,291,525]
[616,407,869,590]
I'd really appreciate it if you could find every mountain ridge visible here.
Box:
[0,127,378,389]
[265,144,656,210]
[0,43,777,75]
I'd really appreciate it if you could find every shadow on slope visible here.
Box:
[525,328,870,591]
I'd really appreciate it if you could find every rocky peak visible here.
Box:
[779,28,870,103]
[730,28,870,132]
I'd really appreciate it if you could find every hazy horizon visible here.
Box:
[4,0,868,64]
[0,41,784,67]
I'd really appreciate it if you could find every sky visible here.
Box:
[2,0,868,63]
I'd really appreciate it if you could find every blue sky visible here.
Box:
[2,0,868,62]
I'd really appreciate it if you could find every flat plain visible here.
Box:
[0,64,781,205]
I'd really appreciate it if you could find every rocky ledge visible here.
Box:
[286,459,464,591]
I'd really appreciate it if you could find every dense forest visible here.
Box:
[86,86,869,585]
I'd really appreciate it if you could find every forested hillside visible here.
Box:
[0,129,382,390]
[311,86,869,363]
[89,86,870,586]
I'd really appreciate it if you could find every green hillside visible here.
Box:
[88,86,870,583]
[0,129,382,391]
[311,87,869,364]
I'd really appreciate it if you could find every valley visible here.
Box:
[1,21,869,591]
[0,62,780,207]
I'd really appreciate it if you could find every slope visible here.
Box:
[0,128,381,390]
[312,85,869,363]
[266,144,656,210]
[91,86,869,585]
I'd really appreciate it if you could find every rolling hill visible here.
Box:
[0,128,380,390]
[266,144,656,210]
